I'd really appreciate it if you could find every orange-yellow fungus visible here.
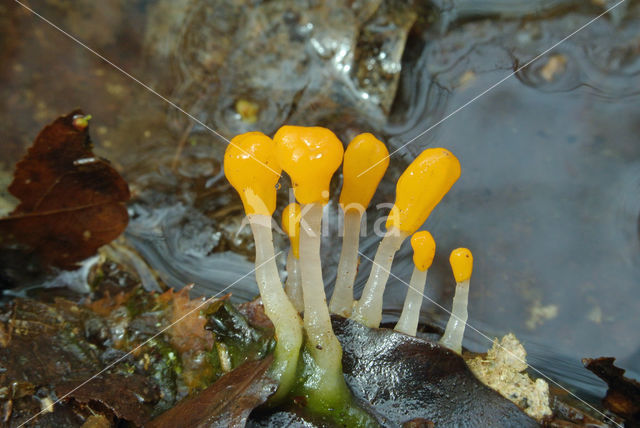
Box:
[223,132,281,216]
[282,203,301,259]
[273,126,344,204]
[441,247,473,353]
[411,231,436,272]
[450,247,473,282]
[386,148,461,234]
[339,133,389,212]
[72,114,92,130]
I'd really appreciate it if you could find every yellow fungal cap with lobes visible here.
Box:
[274,125,344,205]
[411,231,436,271]
[339,133,389,212]
[282,203,301,259]
[450,248,473,282]
[223,132,281,216]
[386,148,461,234]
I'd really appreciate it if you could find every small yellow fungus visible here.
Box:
[282,203,301,259]
[72,114,92,130]
[394,230,436,336]
[274,125,352,408]
[235,99,259,124]
[450,247,473,282]
[339,133,389,212]
[274,125,344,204]
[330,133,389,317]
[282,203,303,312]
[223,133,303,401]
[223,132,281,216]
[386,148,461,234]
[411,230,436,272]
[440,247,474,354]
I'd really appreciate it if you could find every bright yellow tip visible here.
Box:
[274,125,344,205]
[386,148,460,234]
[72,114,92,130]
[411,231,436,271]
[282,203,301,259]
[339,133,389,212]
[450,247,473,282]
[223,132,281,216]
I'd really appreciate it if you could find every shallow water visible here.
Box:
[1,0,639,401]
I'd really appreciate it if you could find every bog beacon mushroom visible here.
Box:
[440,247,474,354]
[273,125,353,409]
[329,133,389,317]
[223,131,303,401]
[352,148,461,328]
[394,230,436,336]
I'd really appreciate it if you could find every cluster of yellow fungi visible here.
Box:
[223,126,474,404]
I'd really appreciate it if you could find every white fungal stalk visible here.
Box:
[440,247,473,354]
[299,203,344,392]
[329,133,389,317]
[281,202,304,313]
[248,215,304,396]
[440,279,470,354]
[329,208,362,316]
[394,268,428,335]
[224,131,303,402]
[351,228,407,327]
[284,248,304,313]
[395,230,435,336]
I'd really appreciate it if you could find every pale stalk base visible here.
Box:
[299,203,345,397]
[439,280,470,354]
[329,210,362,317]
[248,215,303,400]
[394,267,428,336]
[351,229,407,328]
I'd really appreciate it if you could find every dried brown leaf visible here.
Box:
[0,110,130,269]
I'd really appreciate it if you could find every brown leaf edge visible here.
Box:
[147,355,277,428]
[583,357,640,425]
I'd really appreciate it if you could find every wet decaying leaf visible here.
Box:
[583,357,640,426]
[0,263,274,427]
[147,356,277,428]
[56,373,159,427]
[0,110,130,269]
[331,316,539,427]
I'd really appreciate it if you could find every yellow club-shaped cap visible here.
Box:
[282,203,301,259]
[274,125,344,205]
[411,231,436,271]
[386,148,460,234]
[339,133,389,213]
[223,132,281,216]
[450,248,473,283]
